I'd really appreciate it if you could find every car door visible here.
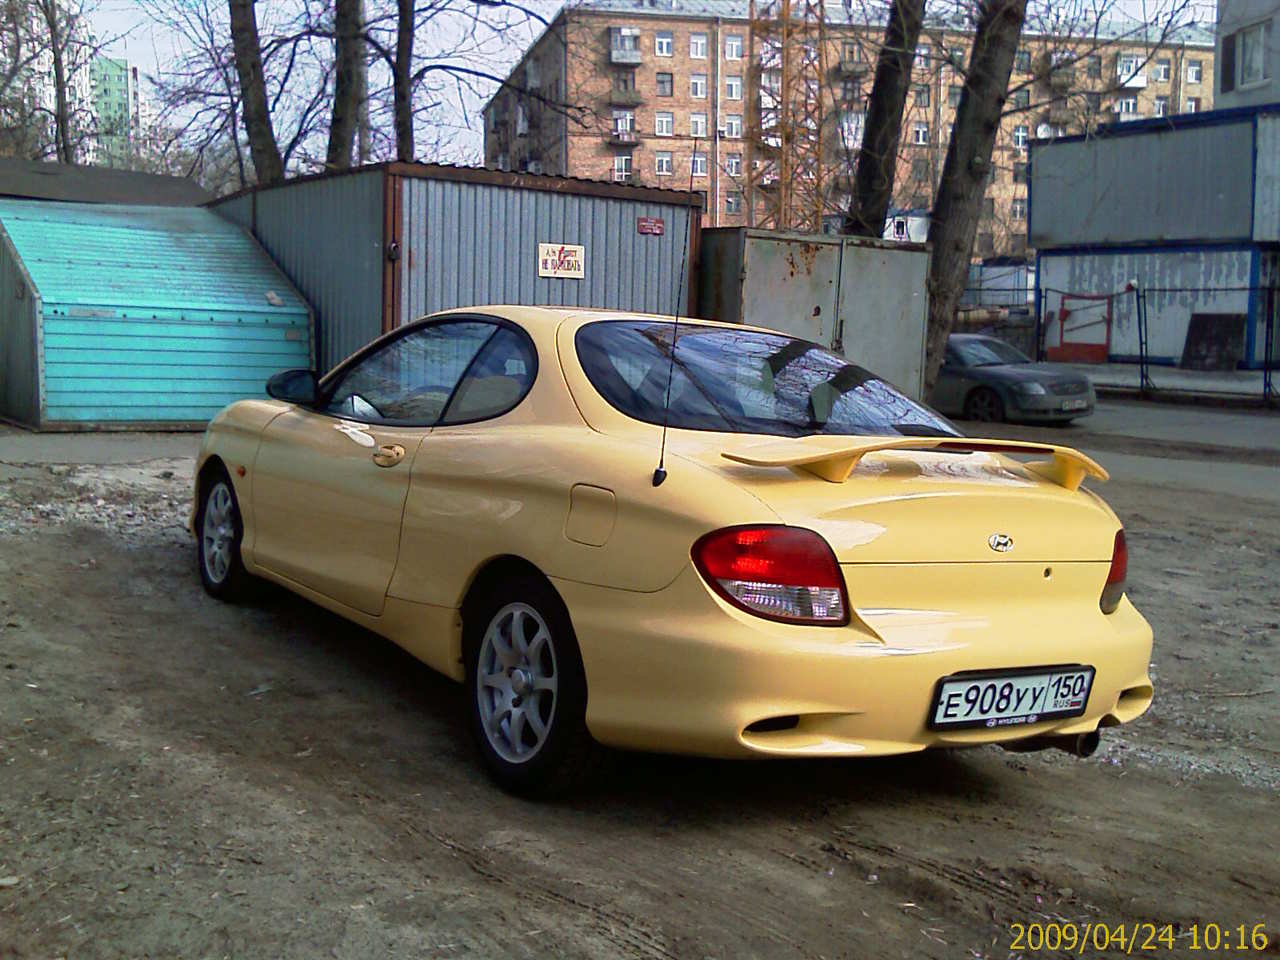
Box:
[930,345,970,415]
[250,319,500,616]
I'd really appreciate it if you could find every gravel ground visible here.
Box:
[0,439,1277,959]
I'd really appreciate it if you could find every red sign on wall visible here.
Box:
[637,216,665,236]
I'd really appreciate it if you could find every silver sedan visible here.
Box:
[931,334,1096,424]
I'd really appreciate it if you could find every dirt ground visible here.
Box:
[1,424,1277,959]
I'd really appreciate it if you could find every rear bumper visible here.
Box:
[555,563,1153,759]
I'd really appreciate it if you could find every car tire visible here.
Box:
[964,387,1006,423]
[465,574,595,797]
[195,467,250,601]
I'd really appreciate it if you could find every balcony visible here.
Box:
[835,58,869,76]
[608,89,643,107]
[1115,63,1147,88]
[1047,103,1073,125]
[1047,67,1074,90]
[1114,111,1144,122]
[606,129,639,147]
[610,47,642,65]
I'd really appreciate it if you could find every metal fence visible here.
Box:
[1032,283,1278,406]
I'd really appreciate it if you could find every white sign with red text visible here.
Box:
[537,243,585,279]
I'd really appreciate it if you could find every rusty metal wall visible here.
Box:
[696,228,929,398]
[0,220,39,426]
[1029,118,1256,249]
[395,175,696,324]
[210,170,385,371]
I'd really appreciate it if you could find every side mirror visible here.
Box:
[266,369,319,406]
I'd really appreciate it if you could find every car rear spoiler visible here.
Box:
[720,436,1108,490]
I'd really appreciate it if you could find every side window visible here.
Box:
[441,326,537,424]
[324,321,496,424]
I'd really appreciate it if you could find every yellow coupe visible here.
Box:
[191,306,1153,794]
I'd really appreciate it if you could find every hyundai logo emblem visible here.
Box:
[988,533,1014,553]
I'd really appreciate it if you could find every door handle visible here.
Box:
[372,443,406,467]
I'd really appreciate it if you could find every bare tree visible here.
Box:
[326,0,363,168]
[227,0,284,181]
[843,0,925,237]
[924,0,1027,391]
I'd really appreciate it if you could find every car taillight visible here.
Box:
[1100,528,1127,614]
[692,525,849,625]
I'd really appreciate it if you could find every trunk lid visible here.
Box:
[675,433,1118,564]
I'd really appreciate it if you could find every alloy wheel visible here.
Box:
[475,603,559,764]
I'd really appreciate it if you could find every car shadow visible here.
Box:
[228,571,1008,817]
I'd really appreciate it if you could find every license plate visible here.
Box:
[1062,398,1089,410]
[928,666,1095,730]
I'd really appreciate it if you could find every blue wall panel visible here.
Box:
[40,309,310,423]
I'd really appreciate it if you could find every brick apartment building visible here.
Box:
[482,0,1215,258]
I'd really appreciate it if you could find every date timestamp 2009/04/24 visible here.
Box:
[1009,921,1273,953]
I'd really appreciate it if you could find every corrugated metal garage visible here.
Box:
[209,163,702,371]
[0,199,312,429]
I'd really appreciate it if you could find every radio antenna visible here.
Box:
[653,137,699,488]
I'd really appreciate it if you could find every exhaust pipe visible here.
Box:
[1003,730,1101,758]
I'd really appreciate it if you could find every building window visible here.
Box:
[915,43,930,69]
[914,84,930,107]
[725,34,743,60]
[611,27,639,54]
[726,75,742,100]
[911,157,929,180]
[691,73,708,98]
[1186,96,1200,112]
[1117,53,1141,80]
[950,47,965,68]
[725,191,742,214]
[1012,124,1028,148]
[655,151,673,175]
[1186,60,1201,83]
[1084,91,1101,113]
[1153,95,1168,117]
[724,114,743,138]
[978,232,995,255]
[1013,160,1027,184]
[516,104,528,136]
[655,31,673,57]
[726,153,742,176]
[614,154,632,181]
[1011,198,1027,220]
[655,111,673,136]
[1086,55,1101,78]
[948,84,962,107]
[656,72,673,97]
[912,121,929,145]
[1154,58,1171,82]
[982,196,995,217]
[1011,87,1030,109]
[1116,95,1137,114]
[1235,21,1272,87]
[842,40,860,63]
[843,77,862,102]
[691,151,707,176]
[690,32,707,59]
[613,71,635,92]
[690,112,708,137]
[1014,48,1031,72]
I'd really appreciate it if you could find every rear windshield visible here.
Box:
[575,319,958,438]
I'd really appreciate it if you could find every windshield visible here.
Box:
[952,337,1031,367]
[575,320,959,438]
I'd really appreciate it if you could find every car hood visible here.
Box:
[671,431,1119,564]
[967,363,1091,388]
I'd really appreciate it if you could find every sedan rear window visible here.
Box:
[575,319,958,438]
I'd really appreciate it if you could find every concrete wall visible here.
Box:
[1038,247,1263,365]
